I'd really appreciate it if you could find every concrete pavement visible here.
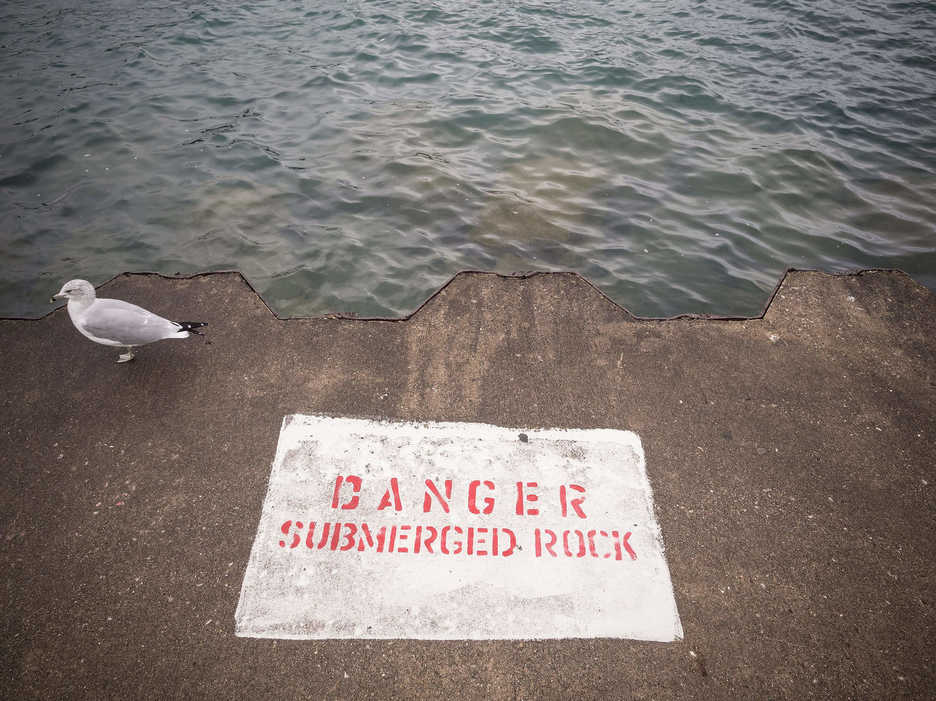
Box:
[1,269,934,699]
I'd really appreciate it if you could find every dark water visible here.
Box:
[2,0,935,318]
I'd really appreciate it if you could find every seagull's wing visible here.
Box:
[81,299,181,346]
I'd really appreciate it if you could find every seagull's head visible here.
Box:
[52,279,96,303]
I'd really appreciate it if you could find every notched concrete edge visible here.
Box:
[8,267,923,323]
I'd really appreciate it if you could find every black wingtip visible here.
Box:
[178,321,208,335]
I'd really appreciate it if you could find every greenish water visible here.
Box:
[2,0,935,318]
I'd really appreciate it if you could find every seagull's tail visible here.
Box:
[176,321,208,336]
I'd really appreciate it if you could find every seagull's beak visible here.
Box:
[51,292,65,303]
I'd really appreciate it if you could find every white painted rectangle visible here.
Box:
[235,415,682,640]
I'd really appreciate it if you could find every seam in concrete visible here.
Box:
[10,266,914,323]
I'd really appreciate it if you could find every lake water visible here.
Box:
[2,0,935,318]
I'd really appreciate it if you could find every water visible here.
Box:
[2,0,935,319]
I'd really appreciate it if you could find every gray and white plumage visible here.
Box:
[53,279,207,362]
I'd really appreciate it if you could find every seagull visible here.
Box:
[52,279,207,363]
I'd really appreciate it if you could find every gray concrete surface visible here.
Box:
[1,269,934,699]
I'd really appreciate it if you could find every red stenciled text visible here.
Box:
[278,520,518,557]
[277,521,638,561]
[330,475,588,518]
[277,475,639,562]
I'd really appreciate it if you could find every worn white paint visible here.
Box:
[235,415,683,640]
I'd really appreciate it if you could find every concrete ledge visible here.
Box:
[9,265,924,322]
[1,269,934,698]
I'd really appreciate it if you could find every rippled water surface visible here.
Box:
[2,0,935,317]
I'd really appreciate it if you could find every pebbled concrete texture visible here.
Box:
[1,269,934,699]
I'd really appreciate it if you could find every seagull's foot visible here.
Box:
[116,348,135,363]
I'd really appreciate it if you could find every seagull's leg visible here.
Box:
[116,347,135,363]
